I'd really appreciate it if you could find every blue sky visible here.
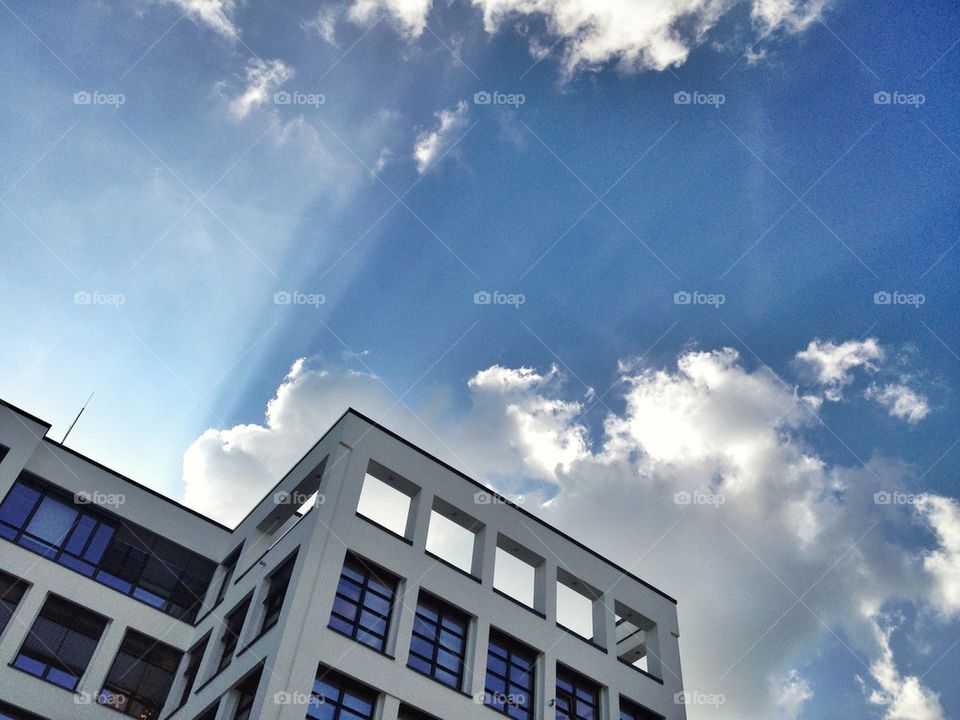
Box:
[2,1,959,719]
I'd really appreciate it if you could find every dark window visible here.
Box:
[483,630,536,720]
[555,666,601,720]
[215,544,243,607]
[232,667,262,720]
[0,474,215,622]
[260,551,297,633]
[0,444,9,465]
[0,700,48,720]
[192,702,219,720]
[407,592,469,690]
[98,630,183,719]
[179,634,210,707]
[620,697,662,720]
[307,668,377,720]
[13,595,107,691]
[218,597,250,672]
[398,706,440,720]
[0,571,28,635]
[328,554,397,652]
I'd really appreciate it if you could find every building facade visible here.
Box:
[0,399,686,720]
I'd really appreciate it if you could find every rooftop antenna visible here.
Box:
[61,392,94,444]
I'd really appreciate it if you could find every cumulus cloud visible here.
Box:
[161,0,238,38]
[863,616,945,720]
[795,337,884,400]
[413,100,470,174]
[344,0,831,76]
[866,382,931,424]
[227,57,294,120]
[181,342,956,719]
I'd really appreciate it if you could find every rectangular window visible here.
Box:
[407,591,469,690]
[555,666,601,720]
[355,461,418,539]
[13,595,107,691]
[0,571,28,635]
[98,629,183,719]
[0,700,48,720]
[483,630,536,720]
[0,474,216,622]
[0,444,9,464]
[179,635,210,707]
[215,544,243,607]
[619,696,662,720]
[192,702,219,720]
[328,554,397,653]
[218,597,251,672]
[260,551,297,633]
[307,668,377,720]
[232,666,262,720]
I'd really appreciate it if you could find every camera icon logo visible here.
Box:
[474,491,492,505]
[274,91,291,105]
[74,91,91,105]
[674,91,691,105]
[74,291,92,305]
[274,291,292,305]
[674,491,691,505]
[474,91,491,105]
[474,291,492,305]
[874,491,892,505]
[874,291,891,305]
[673,291,691,305]
[873,91,891,105]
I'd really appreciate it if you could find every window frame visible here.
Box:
[328,554,398,653]
[97,629,183,719]
[555,665,601,720]
[307,667,377,720]
[12,594,108,692]
[217,595,252,673]
[259,549,298,634]
[483,629,537,720]
[406,591,470,691]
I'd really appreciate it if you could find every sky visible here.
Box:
[1,0,959,718]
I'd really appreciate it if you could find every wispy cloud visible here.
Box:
[227,57,294,120]
[413,100,469,174]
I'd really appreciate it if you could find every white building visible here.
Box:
[0,398,685,720]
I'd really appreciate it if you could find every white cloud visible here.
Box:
[348,0,433,37]
[795,337,884,400]
[227,57,294,120]
[162,0,238,38]
[303,4,342,45]
[863,616,945,720]
[866,382,931,424]
[345,0,830,76]
[181,342,956,719]
[775,669,814,720]
[917,495,960,618]
[413,100,470,174]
